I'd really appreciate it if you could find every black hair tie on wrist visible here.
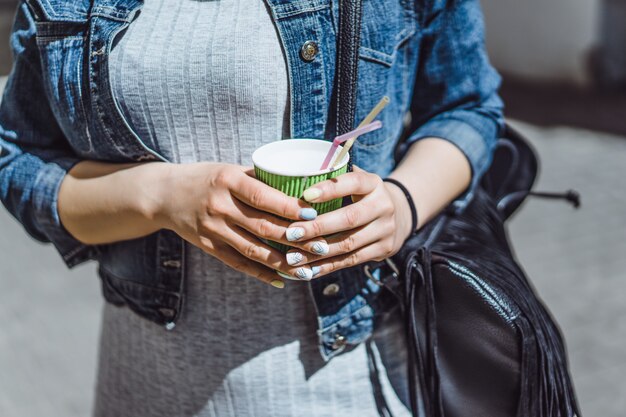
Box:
[383,177,418,235]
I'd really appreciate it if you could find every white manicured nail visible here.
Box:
[286,227,305,242]
[294,267,313,281]
[286,252,304,266]
[311,241,329,255]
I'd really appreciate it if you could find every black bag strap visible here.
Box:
[335,0,363,171]
[482,124,580,219]
[335,2,401,415]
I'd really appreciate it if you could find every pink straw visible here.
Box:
[319,120,382,170]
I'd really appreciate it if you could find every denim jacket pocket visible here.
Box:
[29,0,163,162]
[317,294,375,360]
[336,0,417,155]
[358,0,417,67]
[25,0,108,159]
[24,0,91,23]
[96,230,186,327]
[99,266,184,327]
[28,4,99,158]
[86,2,167,163]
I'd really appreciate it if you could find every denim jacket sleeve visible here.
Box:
[0,2,97,267]
[402,0,505,212]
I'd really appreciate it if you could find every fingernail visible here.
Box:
[311,241,329,255]
[312,266,322,277]
[303,188,322,202]
[286,252,304,266]
[294,267,313,281]
[276,271,293,280]
[286,227,305,242]
[270,279,285,289]
[299,208,318,220]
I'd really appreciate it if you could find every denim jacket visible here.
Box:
[0,0,503,360]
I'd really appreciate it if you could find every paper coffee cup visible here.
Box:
[252,139,350,252]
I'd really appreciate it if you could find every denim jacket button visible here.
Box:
[162,259,182,268]
[136,154,156,161]
[323,283,340,297]
[300,40,319,61]
[331,334,347,350]
[158,307,176,319]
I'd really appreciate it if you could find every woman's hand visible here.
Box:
[154,162,331,286]
[58,139,467,285]
[280,166,414,278]
[59,160,330,288]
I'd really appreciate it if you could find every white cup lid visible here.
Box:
[252,139,350,176]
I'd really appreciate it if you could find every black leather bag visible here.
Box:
[368,126,581,417]
[333,1,581,415]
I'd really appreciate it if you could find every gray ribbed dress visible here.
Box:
[95,1,411,416]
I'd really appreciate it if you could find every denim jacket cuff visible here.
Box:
[405,117,494,213]
[32,158,98,268]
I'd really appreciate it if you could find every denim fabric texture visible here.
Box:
[0,0,504,360]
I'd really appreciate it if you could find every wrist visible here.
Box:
[383,181,415,240]
[133,162,175,230]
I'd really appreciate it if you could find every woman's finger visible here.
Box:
[201,240,286,288]
[284,194,386,241]
[231,173,315,221]
[228,198,329,254]
[307,241,387,278]
[301,170,381,203]
[285,221,388,266]
[213,224,318,281]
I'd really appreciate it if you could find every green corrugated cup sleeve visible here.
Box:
[254,164,348,253]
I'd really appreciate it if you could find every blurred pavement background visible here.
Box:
[1,0,626,416]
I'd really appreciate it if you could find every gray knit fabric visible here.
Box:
[95,1,411,416]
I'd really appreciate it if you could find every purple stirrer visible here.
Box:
[319,121,383,170]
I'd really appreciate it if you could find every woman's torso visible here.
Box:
[94,1,411,415]
[24,0,422,369]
